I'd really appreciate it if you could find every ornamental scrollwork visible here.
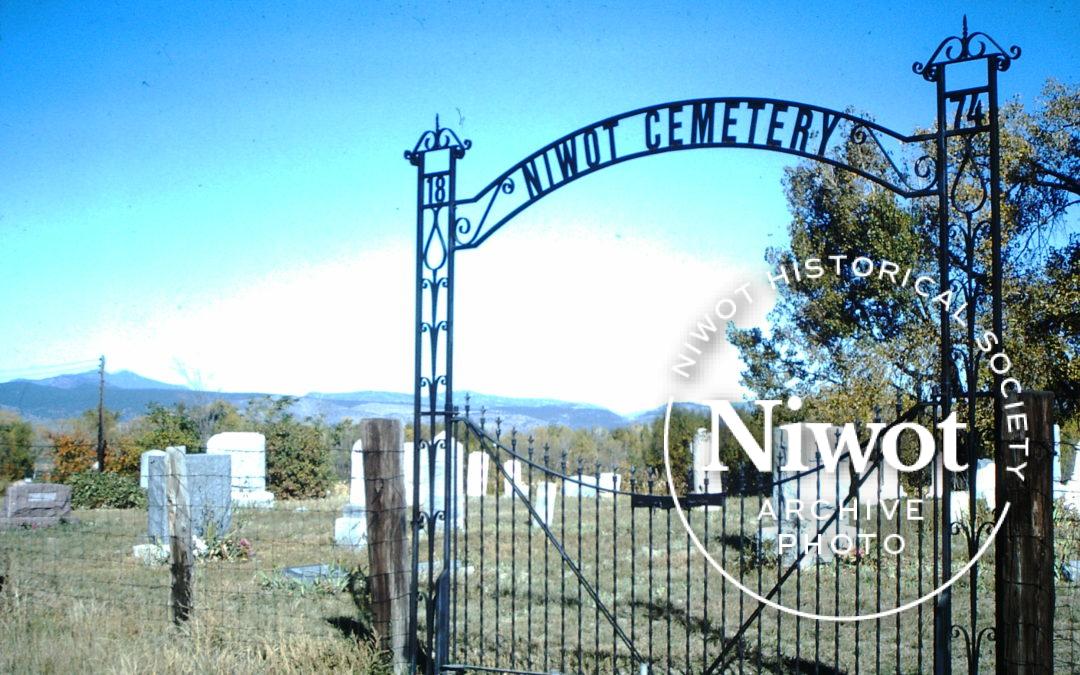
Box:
[913,16,1021,82]
[404,115,471,165]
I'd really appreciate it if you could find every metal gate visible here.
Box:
[405,21,1019,674]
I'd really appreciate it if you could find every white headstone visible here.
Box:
[349,438,365,505]
[598,472,621,496]
[140,449,166,489]
[774,425,849,522]
[563,473,598,498]
[335,439,367,548]
[974,459,996,510]
[855,462,907,506]
[402,431,465,528]
[950,491,971,522]
[532,481,557,528]
[502,459,526,498]
[466,451,490,497]
[691,428,726,494]
[206,432,274,507]
[1053,424,1062,485]
[928,456,997,513]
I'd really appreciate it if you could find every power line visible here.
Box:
[0,358,100,381]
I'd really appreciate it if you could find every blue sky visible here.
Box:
[0,1,1075,413]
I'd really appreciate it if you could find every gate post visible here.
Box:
[996,391,1055,673]
[406,117,469,674]
[914,20,1020,673]
[361,419,410,673]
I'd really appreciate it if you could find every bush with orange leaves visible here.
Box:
[47,433,141,482]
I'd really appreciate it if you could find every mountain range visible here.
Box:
[0,370,654,430]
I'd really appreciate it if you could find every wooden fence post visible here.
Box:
[996,390,1055,673]
[361,418,409,672]
[166,446,194,624]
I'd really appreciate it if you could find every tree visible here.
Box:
[731,79,1079,446]
[1007,80,1080,240]
[53,408,141,477]
[0,412,35,481]
[190,400,247,440]
[132,403,201,453]
[246,396,333,499]
[644,406,708,493]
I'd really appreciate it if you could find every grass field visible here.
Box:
[0,491,389,674]
[442,492,1002,673]
[3,485,1080,673]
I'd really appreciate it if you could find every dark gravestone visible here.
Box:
[147,454,232,543]
[0,482,74,528]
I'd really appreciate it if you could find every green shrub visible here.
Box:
[265,420,333,499]
[242,396,333,499]
[0,415,35,481]
[68,471,147,509]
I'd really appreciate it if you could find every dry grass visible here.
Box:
[3,488,1080,673]
[0,496,389,674]
[436,491,1080,673]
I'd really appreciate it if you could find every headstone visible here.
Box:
[950,491,971,523]
[466,451,490,497]
[927,454,947,499]
[140,449,166,489]
[927,456,999,514]
[0,482,74,529]
[974,458,996,510]
[147,453,232,543]
[855,462,908,506]
[563,473,598,498]
[132,543,170,565]
[773,425,849,521]
[1053,424,1062,485]
[283,563,348,586]
[207,432,274,507]
[598,472,621,496]
[402,431,465,528]
[767,425,856,566]
[1060,431,1080,511]
[532,481,557,528]
[691,428,727,494]
[502,459,526,498]
[335,439,367,548]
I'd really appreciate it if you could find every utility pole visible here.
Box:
[97,355,106,472]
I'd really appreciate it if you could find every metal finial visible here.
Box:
[962,15,968,39]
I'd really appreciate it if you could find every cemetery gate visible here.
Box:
[405,22,1020,674]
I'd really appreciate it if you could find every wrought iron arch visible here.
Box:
[427,98,941,252]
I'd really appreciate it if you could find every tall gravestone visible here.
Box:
[854,462,907,506]
[335,439,367,548]
[207,432,274,507]
[502,459,526,498]
[691,427,727,495]
[147,452,232,543]
[466,451,489,497]
[532,481,557,528]
[402,431,465,528]
[140,449,167,489]
[767,425,858,566]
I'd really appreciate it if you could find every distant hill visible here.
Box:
[12,369,189,391]
[0,370,633,430]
